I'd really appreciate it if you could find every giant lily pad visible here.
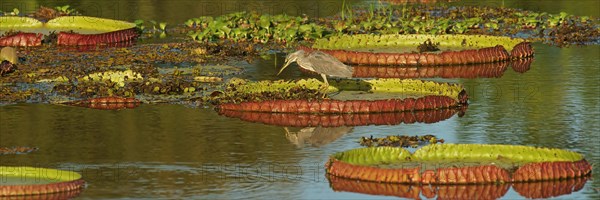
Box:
[328,175,588,199]
[306,34,534,65]
[0,16,138,46]
[45,16,136,33]
[1,16,135,34]
[218,107,465,127]
[0,166,85,196]
[326,144,591,184]
[0,16,43,29]
[215,78,468,113]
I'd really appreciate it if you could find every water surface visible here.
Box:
[1,0,599,199]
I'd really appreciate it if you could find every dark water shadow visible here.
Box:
[284,126,354,148]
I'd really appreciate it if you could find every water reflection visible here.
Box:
[1,189,84,200]
[284,126,353,148]
[511,57,534,73]
[327,175,590,199]
[351,59,533,79]
[380,0,458,5]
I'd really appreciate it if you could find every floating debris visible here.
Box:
[417,39,440,53]
[0,60,16,76]
[359,134,444,147]
[61,96,142,110]
[0,146,39,155]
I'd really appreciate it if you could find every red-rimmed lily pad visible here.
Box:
[0,16,138,46]
[327,175,588,199]
[325,144,591,184]
[218,106,465,127]
[215,78,468,114]
[305,34,534,66]
[0,166,85,196]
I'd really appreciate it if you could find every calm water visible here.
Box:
[1,0,600,199]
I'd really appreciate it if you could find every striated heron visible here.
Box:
[277,50,353,86]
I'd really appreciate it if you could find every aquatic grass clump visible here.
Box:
[186,11,330,44]
[328,5,599,46]
[326,144,592,184]
[80,69,143,87]
[359,134,444,148]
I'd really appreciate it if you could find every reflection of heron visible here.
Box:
[277,50,353,86]
[284,126,353,148]
[1,47,18,64]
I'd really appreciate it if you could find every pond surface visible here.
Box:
[1,0,600,199]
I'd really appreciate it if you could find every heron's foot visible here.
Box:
[320,86,329,99]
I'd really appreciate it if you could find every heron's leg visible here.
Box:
[321,74,329,86]
[320,74,329,99]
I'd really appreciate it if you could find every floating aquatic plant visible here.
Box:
[214,78,467,113]
[0,146,38,155]
[54,5,79,15]
[0,166,85,196]
[359,134,444,147]
[306,34,533,66]
[326,144,592,184]
[186,12,330,44]
[60,96,142,110]
[80,70,143,87]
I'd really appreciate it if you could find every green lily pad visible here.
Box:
[0,16,43,29]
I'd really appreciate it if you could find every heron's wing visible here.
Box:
[306,51,353,78]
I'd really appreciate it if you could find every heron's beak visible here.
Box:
[277,59,292,76]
